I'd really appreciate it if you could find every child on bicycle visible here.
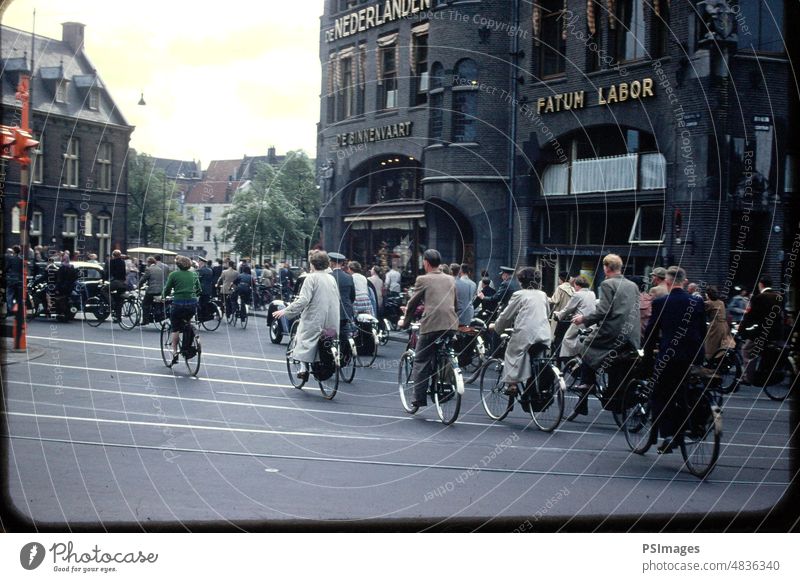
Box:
[162,255,202,366]
[491,267,552,395]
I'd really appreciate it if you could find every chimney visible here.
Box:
[62,22,85,53]
[268,146,277,163]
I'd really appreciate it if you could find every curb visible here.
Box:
[1,339,48,366]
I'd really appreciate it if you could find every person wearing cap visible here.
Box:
[329,252,356,340]
[399,249,459,409]
[649,267,668,298]
[479,266,518,315]
[491,267,552,400]
[196,257,215,320]
[273,250,340,381]
[571,254,641,414]
[642,265,706,454]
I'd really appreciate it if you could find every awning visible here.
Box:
[344,213,425,222]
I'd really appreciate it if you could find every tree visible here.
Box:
[127,152,188,247]
[220,151,319,260]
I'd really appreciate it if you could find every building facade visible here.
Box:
[2,22,133,260]
[317,0,796,301]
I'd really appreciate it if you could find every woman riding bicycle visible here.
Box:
[162,255,202,366]
[490,267,551,396]
[273,250,340,381]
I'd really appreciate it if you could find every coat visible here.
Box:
[282,271,340,362]
[455,276,477,325]
[493,289,551,383]
[644,288,706,365]
[704,299,735,358]
[403,270,459,335]
[580,275,641,369]
[331,268,356,322]
[555,288,597,358]
[740,287,784,343]
[139,264,165,295]
[549,281,575,334]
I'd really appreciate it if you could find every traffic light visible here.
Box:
[12,128,38,165]
[1,126,15,160]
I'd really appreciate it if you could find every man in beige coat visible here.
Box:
[399,249,459,408]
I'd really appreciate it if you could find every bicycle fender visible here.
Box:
[453,363,465,395]
[712,405,723,433]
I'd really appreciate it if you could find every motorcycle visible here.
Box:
[267,298,293,344]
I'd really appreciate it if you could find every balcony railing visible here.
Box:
[542,153,666,196]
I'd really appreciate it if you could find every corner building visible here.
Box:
[318,0,796,301]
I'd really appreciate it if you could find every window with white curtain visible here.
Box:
[640,153,667,190]
[571,154,638,194]
[542,163,569,196]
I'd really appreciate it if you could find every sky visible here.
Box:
[1,0,324,166]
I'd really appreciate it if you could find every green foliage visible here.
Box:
[220,150,319,258]
[127,152,189,246]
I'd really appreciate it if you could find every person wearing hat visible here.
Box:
[196,257,215,321]
[398,249,459,408]
[490,267,552,402]
[478,266,518,315]
[642,265,706,454]
[329,252,356,341]
[649,267,668,298]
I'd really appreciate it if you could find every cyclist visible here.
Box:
[162,255,202,366]
[398,249,459,409]
[570,253,641,415]
[217,260,238,315]
[232,265,256,320]
[108,249,127,323]
[490,267,551,397]
[273,250,340,381]
[196,257,215,321]
[139,256,165,325]
[740,276,784,384]
[642,266,706,454]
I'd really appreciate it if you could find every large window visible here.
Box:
[32,132,43,184]
[204,227,212,242]
[357,43,367,115]
[652,0,670,58]
[541,127,665,196]
[97,214,111,260]
[452,59,478,143]
[337,55,355,120]
[63,138,79,187]
[534,0,566,77]
[30,211,43,237]
[378,39,399,110]
[411,29,429,106]
[586,1,602,72]
[97,142,112,191]
[204,206,212,220]
[428,62,444,141]
[350,156,421,206]
[612,0,647,62]
[63,212,78,236]
[628,206,665,243]
[736,0,784,53]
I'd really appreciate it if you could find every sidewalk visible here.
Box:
[1,337,48,365]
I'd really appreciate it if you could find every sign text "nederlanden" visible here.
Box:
[326,0,432,42]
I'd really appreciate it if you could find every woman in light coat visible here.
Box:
[554,275,596,359]
[704,285,735,359]
[491,267,551,392]
[274,250,340,379]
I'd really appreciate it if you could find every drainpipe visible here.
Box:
[507,0,520,267]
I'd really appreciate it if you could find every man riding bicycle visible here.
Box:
[162,255,202,366]
[398,249,459,409]
[232,265,256,320]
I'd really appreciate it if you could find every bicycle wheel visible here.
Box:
[362,329,379,367]
[318,342,339,400]
[680,391,721,479]
[184,330,202,377]
[398,351,418,414]
[160,322,174,368]
[562,358,587,422]
[622,378,655,454]
[241,303,248,330]
[479,358,512,421]
[226,298,236,325]
[763,358,796,401]
[434,357,462,426]
[200,303,222,332]
[377,319,390,346]
[461,335,485,384]
[285,331,306,389]
[118,298,140,330]
[84,295,110,327]
[338,338,356,383]
[528,364,565,432]
[708,348,742,394]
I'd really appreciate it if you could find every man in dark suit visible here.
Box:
[211,259,224,298]
[329,252,355,339]
[399,249,459,408]
[642,266,706,453]
[740,276,784,384]
[196,257,215,320]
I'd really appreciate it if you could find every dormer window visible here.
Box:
[56,81,67,103]
[89,88,99,110]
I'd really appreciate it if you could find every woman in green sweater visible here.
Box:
[162,255,202,365]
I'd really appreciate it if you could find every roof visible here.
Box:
[1,24,130,128]
[184,179,243,204]
[204,159,244,182]
[151,156,201,180]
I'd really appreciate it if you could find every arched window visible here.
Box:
[428,62,444,140]
[452,59,479,143]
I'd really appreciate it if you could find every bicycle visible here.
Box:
[478,331,565,432]
[195,296,223,332]
[740,325,797,401]
[703,322,743,395]
[353,313,380,367]
[398,323,464,425]
[285,320,340,400]
[83,282,140,329]
[160,301,202,376]
[454,325,487,384]
[621,366,722,479]
[226,291,249,328]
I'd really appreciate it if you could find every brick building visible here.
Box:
[317,0,796,301]
[2,22,133,260]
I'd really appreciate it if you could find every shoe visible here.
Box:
[503,385,519,396]
[411,400,427,408]
[657,437,679,455]
[169,352,179,367]
[297,371,309,381]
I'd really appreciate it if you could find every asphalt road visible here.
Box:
[1,313,793,529]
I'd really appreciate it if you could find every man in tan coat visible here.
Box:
[399,249,459,408]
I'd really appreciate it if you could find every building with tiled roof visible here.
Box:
[2,22,133,260]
